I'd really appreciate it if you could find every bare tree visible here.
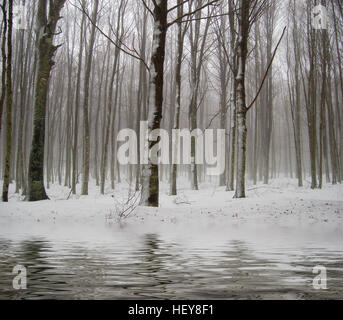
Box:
[139,0,168,207]
[100,0,126,195]
[140,0,219,207]
[0,0,7,136]
[71,1,85,195]
[2,0,12,202]
[81,0,99,195]
[170,0,188,196]
[27,0,67,201]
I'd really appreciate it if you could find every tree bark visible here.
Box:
[81,0,99,195]
[234,0,250,198]
[170,0,186,196]
[2,0,12,202]
[27,0,66,201]
[140,1,168,207]
[0,0,7,137]
[71,2,85,195]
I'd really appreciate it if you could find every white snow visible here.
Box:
[0,178,342,241]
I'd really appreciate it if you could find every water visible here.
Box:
[0,226,343,300]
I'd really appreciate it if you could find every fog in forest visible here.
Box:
[0,0,343,301]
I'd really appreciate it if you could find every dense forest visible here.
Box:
[0,0,342,207]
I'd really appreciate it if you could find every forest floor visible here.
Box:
[0,177,342,238]
[1,178,343,300]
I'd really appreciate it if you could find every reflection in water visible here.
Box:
[0,233,342,300]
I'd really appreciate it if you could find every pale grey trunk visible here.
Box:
[81,0,99,195]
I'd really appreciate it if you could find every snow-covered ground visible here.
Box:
[0,178,342,239]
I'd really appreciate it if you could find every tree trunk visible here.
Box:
[27,0,66,201]
[2,0,12,202]
[234,0,250,199]
[170,0,185,196]
[81,0,99,195]
[140,1,168,207]
[71,1,86,195]
[0,0,7,137]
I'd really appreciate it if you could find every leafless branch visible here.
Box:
[246,26,286,112]
[167,0,220,28]
[140,0,154,17]
[73,0,150,71]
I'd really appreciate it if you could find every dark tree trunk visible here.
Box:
[234,0,250,198]
[0,0,7,137]
[27,0,66,201]
[2,0,12,202]
[140,1,168,207]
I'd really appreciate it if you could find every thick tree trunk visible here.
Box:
[27,0,66,201]
[140,1,168,207]
[234,0,250,199]
[2,0,12,202]
[0,0,7,137]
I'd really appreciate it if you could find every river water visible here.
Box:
[0,224,342,300]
